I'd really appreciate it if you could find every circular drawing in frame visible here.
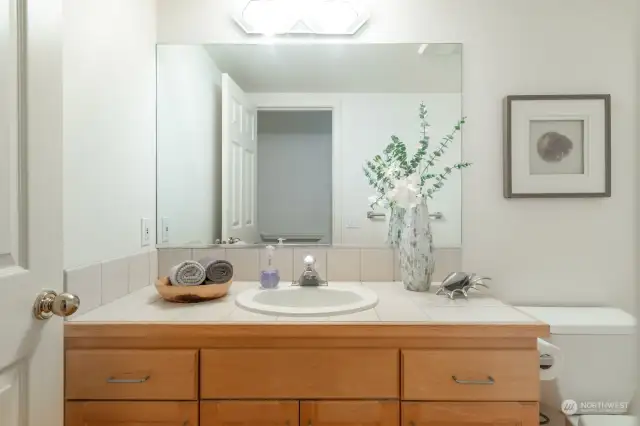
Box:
[536,131,573,163]
[529,119,584,175]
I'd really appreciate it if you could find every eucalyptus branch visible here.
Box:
[425,162,472,198]
[419,173,438,187]
[419,117,466,175]
[369,193,386,209]
[424,167,453,198]
[363,103,471,203]
[363,166,386,194]
[407,103,431,174]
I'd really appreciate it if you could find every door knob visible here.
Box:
[33,289,80,320]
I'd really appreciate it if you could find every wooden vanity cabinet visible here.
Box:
[65,349,198,400]
[200,349,399,399]
[200,401,299,426]
[64,323,547,426]
[301,401,400,426]
[401,349,539,402]
[402,402,539,426]
[65,401,198,426]
[200,401,399,426]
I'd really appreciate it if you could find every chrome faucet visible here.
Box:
[296,255,325,286]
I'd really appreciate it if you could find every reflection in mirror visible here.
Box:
[156,43,462,248]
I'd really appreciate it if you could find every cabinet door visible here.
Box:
[402,402,539,426]
[201,401,298,426]
[301,401,399,426]
[65,401,198,426]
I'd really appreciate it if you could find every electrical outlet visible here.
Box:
[141,218,151,247]
[161,217,170,243]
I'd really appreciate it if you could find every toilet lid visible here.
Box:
[579,415,636,426]
[515,306,635,335]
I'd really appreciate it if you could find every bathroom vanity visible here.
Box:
[60,35,551,426]
[64,283,548,426]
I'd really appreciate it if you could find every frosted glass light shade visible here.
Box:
[233,0,369,35]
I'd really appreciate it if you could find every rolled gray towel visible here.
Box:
[198,257,234,284]
[169,261,206,286]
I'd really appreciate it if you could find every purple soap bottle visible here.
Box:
[260,245,280,289]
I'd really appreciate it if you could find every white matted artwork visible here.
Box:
[504,95,610,198]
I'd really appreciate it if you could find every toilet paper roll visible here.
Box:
[538,338,563,381]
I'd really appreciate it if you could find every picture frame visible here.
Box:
[503,94,611,198]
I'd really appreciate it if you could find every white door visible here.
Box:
[221,73,259,243]
[0,1,70,426]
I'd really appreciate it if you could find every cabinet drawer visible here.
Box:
[65,401,198,426]
[402,350,538,401]
[402,402,539,425]
[65,349,198,400]
[201,349,399,399]
[201,401,299,426]
[301,401,399,426]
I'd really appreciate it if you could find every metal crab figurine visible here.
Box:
[435,272,491,300]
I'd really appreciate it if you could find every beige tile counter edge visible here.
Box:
[68,281,541,324]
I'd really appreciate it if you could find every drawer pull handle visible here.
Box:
[452,375,495,385]
[106,375,150,384]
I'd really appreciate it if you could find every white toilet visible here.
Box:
[516,306,637,426]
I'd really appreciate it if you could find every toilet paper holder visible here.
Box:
[537,338,562,381]
[539,353,554,369]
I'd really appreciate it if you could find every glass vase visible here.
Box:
[387,206,406,248]
[398,202,435,292]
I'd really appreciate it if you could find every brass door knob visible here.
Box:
[33,289,80,320]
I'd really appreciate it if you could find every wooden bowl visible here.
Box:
[155,277,232,303]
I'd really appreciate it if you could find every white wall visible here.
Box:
[257,111,333,244]
[63,0,157,268]
[156,45,222,246]
[156,0,638,313]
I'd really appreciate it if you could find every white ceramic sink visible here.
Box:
[235,285,379,317]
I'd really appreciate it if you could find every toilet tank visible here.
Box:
[516,307,636,414]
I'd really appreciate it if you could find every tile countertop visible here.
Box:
[68,281,541,324]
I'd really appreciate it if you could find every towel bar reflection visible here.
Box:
[366,211,444,220]
[261,233,323,242]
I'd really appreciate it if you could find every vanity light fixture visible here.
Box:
[417,43,429,55]
[233,0,370,36]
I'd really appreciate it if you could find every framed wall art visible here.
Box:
[504,94,611,198]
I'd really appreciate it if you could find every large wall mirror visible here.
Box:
[156,43,462,248]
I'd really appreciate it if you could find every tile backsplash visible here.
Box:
[64,249,157,317]
[100,256,130,305]
[64,263,102,316]
[360,248,395,281]
[225,249,260,281]
[327,248,361,282]
[259,247,294,281]
[158,247,461,283]
[67,247,461,318]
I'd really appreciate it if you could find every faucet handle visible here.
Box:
[303,255,315,267]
